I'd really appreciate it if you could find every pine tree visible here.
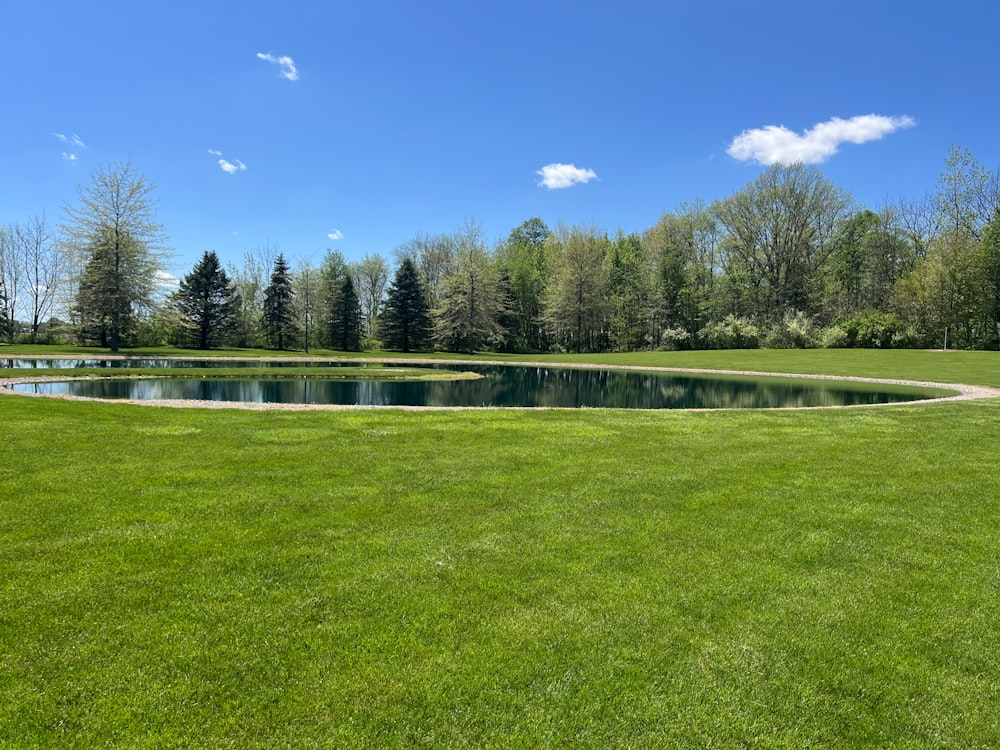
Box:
[74,226,151,349]
[380,258,432,352]
[328,275,362,351]
[173,250,238,349]
[263,254,296,350]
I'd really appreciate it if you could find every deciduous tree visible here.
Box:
[496,217,550,351]
[434,222,507,353]
[712,163,852,322]
[543,226,610,352]
[62,160,166,351]
[353,253,390,337]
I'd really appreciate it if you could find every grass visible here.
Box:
[2,347,1000,747]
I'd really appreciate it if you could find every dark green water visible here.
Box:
[5,362,940,409]
[0,358,371,369]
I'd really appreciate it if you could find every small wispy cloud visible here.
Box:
[536,163,598,190]
[256,52,298,81]
[208,148,247,174]
[219,159,247,174]
[54,133,86,148]
[726,114,917,165]
[327,229,344,241]
[62,152,78,162]
[155,271,180,288]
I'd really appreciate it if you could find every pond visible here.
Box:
[3,360,943,409]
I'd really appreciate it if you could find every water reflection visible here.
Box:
[8,363,932,409]
[0,358,374,369]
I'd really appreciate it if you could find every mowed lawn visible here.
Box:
[2,349,999,747]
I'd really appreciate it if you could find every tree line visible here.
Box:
[3,146,999,352]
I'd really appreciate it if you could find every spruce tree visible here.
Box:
[380,258,432,352]
[263,253,296,350]
[328,275,362,351]
[174,250,237,349]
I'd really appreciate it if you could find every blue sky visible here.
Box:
[2,0,998,276]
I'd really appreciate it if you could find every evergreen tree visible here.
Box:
[328,274,363,351]
[263,253,296,350]
[316,249,349,348]
[173,250,238,349]
[74,226,152,349]
[380,257,432,352]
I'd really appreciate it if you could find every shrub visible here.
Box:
[658,327,691,351]
[699,315,761,349]
[843,311,906,348]
[817,324,848,348]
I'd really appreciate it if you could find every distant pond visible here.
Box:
[2,359,942,409]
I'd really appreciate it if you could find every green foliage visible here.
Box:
[380,258,431,352]
[328,275,363,351]
[892,234,984,349]
[172,251,238,349]
[841,310,910,348]
[226,248,274,349]
[935,144,998,240]
[495,218,551,351]
[978,212,1000,348]
[316,250,349,349]
[657,326,691,351]
[62,160,165,352]
[761,310,816,349]
[72,226,154,350]
[607,232,651,351]
[262,254,296,350]
[543,227,610,352]
[712,163,853,322]
[699,314,761,349]
[816,324,849,348]
[433,224,507,353]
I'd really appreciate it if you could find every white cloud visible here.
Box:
[327,229,344,241]
[155,271,180,288]
[726,114,917,165]
[219,158,247,174]
[208,148,223,156]
[536,163,598,189]
[54,133,86,148]
[62,152,78,161]
[256,52,298,81]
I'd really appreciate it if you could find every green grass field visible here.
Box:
[2,347,999,747]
